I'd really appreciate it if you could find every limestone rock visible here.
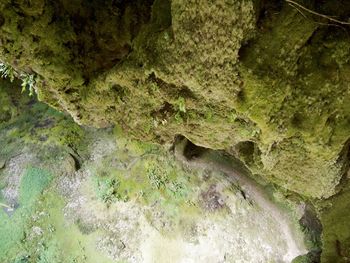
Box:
[1,0,350,199]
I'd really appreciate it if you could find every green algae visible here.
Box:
[30,191,114,263]
[0,167,52,261]
[1,187,116,263]
[19,168,53,206]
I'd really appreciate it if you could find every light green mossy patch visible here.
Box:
[90,153,201,217]
[19,168,53,206]
[33,192,114,263]
[87,133,239,236]
[0,167,52,261]
[5,189,116,263]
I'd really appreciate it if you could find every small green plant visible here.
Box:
[176,97,186,113]
[95,177,123,205]
[0,61,37,96]
[174,97,186,124]
[168,180,187,199]
[205,110,213,121]
[149,83,159,93]
[20,73,36,96]
[228,111,237,123]
[174,112,183,124]
[0,62,15,82]
[147,163,168,189]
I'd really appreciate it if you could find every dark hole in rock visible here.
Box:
[69,153,81,171]
[151,0,172,29]
[111,84,129,102]
[236,89,245,102]
[236,141,255,155]
[65,88,77,95]
[148,72,196,99]
[151,101,174,120]
[183,139,208,160]
[291,112,304,128]
[232,140,262,167]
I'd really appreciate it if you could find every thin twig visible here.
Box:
[291,3,346,31]
[291,4,308,20]
[286,0,350,25]
[0,202,12,209]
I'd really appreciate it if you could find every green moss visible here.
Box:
[317,183,350,262]
[85,135,209,237]
[0,83,86,155]
[0,167,52,261]
[0,78,32,124]
[16,190,115,263]
[0,87,14,123]
[292,254,313,263]
[36,240,62,263]
[19,168,53,206]
[1,0,350,200]
[93,177,126,205]
[48,118,84,149]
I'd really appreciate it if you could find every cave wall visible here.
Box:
[1,0,350,199]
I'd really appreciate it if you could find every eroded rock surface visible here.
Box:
[1,1,350,199]
[0,87,312,262]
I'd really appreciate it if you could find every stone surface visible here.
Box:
[1,74,350,262]
[0,91,310,262]
[0,0,350,199]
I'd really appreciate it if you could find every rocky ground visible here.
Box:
[1,1,350,262]
[0,87,316,262]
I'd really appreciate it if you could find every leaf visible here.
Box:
[177,97,186,113]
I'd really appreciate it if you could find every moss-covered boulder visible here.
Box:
[1,0,350,199]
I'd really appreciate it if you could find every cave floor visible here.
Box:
[0,100,310,263]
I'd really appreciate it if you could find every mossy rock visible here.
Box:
[316,179,350,262]
[1,0,350,200]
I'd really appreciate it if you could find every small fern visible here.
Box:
[177,97,186,113]
[20,73,36,96]
[0,61,37,96]
[0,62,15,82]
